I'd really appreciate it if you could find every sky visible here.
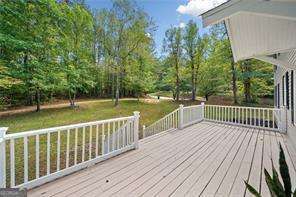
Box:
[85,0,226,56]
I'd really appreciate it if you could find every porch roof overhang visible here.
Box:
[201,0,296,69]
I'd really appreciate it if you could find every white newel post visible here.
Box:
[179,105,184,130]
[0,127,8,188]
[142,125,146,138]
[280,106,287,133]
[201,102,205,120]
[133,111,140,149]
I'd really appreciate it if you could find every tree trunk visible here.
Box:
[191,62,196,101]
[36,87,41,112]
[244,79,251,103]
[68,91,76,107]
[243,61,252,103]
[175,57,180,102]
[224,21,238,104]
[111,72,115,101]
[115,71,120,106]
[231,58,238,104]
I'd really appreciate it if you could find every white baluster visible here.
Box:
[35,135,39,179]
[10,139,15,187]
[24,136,28,183]
[57,131,61,171]
[66,129,70,168]
[0,127,7,188]
[47,133,51,175]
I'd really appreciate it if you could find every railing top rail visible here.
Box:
[183,104,203,109]
[205,104,279,111]
[145,108,179,130]
[5,115,134,139]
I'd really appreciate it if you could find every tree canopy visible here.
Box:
[0,0,275,110]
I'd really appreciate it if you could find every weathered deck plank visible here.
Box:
[28,122,296,197]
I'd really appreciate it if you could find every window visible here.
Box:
[286,72,289,109]
[292,70,294,124]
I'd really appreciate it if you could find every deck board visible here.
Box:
[28,122,296,197]
[102,124,222,197]
[215,128,254,196]
[199,128,251,196]
[245,129,264,197]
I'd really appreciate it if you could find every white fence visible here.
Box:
[0,112,140,189]
[181,104,204,128]
[204,105,286,132]
[143,109,179,138]
[143,104,204,138]
[144,103,286,139]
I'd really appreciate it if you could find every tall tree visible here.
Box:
[209,23,238,104]
[96,0,153,106]
[183,20,199,101]
[163,27,182,101]
[0,0,62,111]
[58,2,94,107]
[239,60,252,103]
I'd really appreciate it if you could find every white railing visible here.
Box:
[143,109,179,138]
[143,103,205,138]
[143,103,287,139]
[0,112,140,189]
[182,104,204,128]
[204,105,286,132]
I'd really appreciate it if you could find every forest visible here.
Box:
[0,0,274,111]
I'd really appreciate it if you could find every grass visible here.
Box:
[1,99,200,187]
[0,100,181,134]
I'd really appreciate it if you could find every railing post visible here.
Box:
[142,125,146,138]
[133,111,140,149]
[201,102,205,120]
[0,127,8,188]
[179,104,184,130]
[280,106,288,133]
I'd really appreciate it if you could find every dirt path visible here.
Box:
[0,98,139,117]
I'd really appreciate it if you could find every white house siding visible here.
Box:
[274,64,296,149]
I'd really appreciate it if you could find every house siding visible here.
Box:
[275,65,296,149]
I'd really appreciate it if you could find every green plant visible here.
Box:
[245,144,296,197]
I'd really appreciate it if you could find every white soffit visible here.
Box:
[202,0,296,27]
[228,12,296,61]
[201,0,296,63]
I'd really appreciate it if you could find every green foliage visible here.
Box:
[244,181,261,197]
[162,26,183,101]
[245,144,295,197]
[0,1,275,109]
[0,0,157,109]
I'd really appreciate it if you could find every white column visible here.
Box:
[201,102,205,120]
[179,105,184,130]
[133,111,140,149]
[0,127,8,188]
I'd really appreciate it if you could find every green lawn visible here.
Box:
[1,100,181,134]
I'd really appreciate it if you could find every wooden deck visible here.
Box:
[28,122,296,197]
